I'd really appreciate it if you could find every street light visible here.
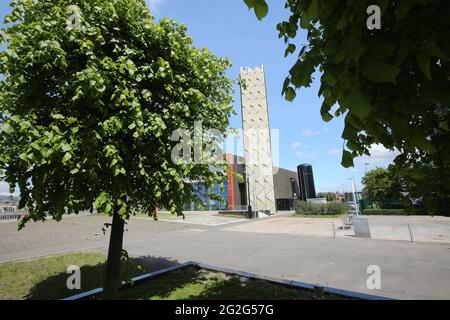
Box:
[290,177,297,211]
[348,177,360,216]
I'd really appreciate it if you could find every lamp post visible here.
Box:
[290,177,297,210]
[348,177,360,216]
[364,163,370,175]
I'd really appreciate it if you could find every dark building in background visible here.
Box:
[273,167,299,211]
[297,164,317,201]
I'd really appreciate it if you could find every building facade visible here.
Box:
[240,66,277,213]
[186,154,299,212]
[183,66,301,212]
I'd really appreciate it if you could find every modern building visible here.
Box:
[297,164,317,201]
[240,66,277,213]
[184,66,300,212]
[186,154,299,212]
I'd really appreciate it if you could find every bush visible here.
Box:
[363,209,422,216]
[294,201,349,215]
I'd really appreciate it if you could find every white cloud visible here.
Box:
[296,151,317,159]
[292,141,304,149]
[146,0,165,13]
[354,144,399,167]
[302,129,320,137]
[328,148,341,156]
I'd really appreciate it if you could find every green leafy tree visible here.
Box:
[244,0,449,198]
[392,160,449,215]
[362,167,401,207]
[0,0,234,298]
[317,192,336,201]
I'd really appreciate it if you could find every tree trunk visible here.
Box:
[103,208,125,299]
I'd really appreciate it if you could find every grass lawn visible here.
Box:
[0,252,343,300]
[0,251,146,300]
[120,267,335,300]
[290,214,344,219]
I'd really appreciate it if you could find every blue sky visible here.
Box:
[0,0,398,194]
[146,0,398,192]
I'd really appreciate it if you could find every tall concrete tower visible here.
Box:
[240,66,276,213]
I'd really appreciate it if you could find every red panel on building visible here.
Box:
[226,153,235,210]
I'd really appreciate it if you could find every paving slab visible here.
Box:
[223,215,450,244]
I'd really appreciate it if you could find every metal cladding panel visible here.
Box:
[240,66,276,213]
[226,153,235,210]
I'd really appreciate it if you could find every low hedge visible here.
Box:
[294,200,349,215]
[363,209,420,216]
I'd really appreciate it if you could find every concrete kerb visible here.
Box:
[62,261,395,301]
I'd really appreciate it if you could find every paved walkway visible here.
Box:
[1,214,450,299]
[224,215,450,243]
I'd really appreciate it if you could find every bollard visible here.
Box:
[247,205,252,219]
[353,217,371,238]
[331,221,336,239]
[408,223,414,242]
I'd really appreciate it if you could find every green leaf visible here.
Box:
[19,153,28,161]
[426,39,449,61]
[1,123,14,133]
[10,115,20,123]
[344,90,372,119]
[61,143,72,152]
[284,87,296,102]
[118,205,127,216]
[410,131,436,152]
[243,0,268,20]
[52,114,65,120]
[105,203,112,215]
[290,59,315,88]
[417,49,432,80]
[284,44,296,57]
[321,111,333,122]
[396,1,411,20]
[341,150,354,168]
[281,77,290,95]
[110,158,119,167]
[62,152,72,163]
[342,124,358,140]
[361,58,401,83]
